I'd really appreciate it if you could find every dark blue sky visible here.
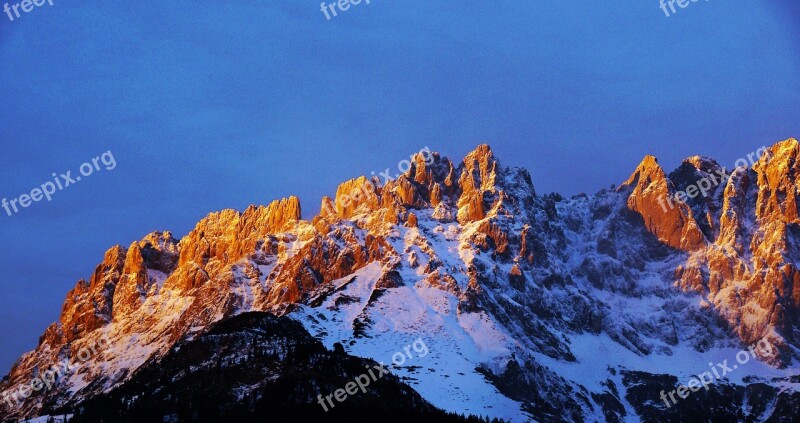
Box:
[1,1,799,372]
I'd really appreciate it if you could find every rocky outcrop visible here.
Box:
[333,176,380,218]
[172,197,301,290]
[620,155,706,251]
[456,144,500,223]
[113,232,179,318]
[59,245,127,342]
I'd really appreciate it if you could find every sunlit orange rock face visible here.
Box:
[620,155,706,251]
[457,144,499,223]
[43,231,181,347]
[742,140,800,342]
[262,228,395,305]
[57,245,126,343]
[172,197,301,289]
[34,145,511,354]
[334,176,380,218]
[113,232,179,319]
[623,139,800,357]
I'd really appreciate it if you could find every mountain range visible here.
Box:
[2,140,800,422]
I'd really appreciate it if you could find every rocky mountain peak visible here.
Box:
[331,176,380,219]
[620,155,706,251]
[682,155,721,172]
[176,196,301,274]
[456,144,502,223]
[460,144,499,193]
[622,155,662,187]
[753,138,800,224]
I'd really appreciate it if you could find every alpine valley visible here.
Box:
[2,141,800,422]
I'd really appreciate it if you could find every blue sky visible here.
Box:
[1,1,799,372]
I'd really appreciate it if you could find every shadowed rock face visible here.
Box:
[3,140,800,422]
